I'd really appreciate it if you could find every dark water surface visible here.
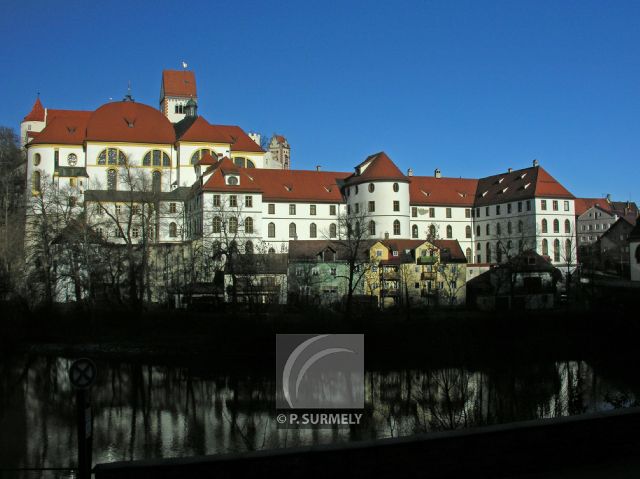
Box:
[0,354,638,478]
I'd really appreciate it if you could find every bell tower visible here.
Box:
[160,69,198,123]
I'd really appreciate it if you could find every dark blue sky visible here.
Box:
[1,0,638,200]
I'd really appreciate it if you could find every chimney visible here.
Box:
[533,159,539,167]
[508,168,513,173]
[316,165,321,172]
[407,168,413,177]
[434,168,441,179]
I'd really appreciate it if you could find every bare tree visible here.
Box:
[437,263,466,306]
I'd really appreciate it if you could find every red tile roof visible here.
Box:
[409,176,478,206]
[574,197,610,216]
[203,168,350,202]
[177,116,264,152]
[162,70,197,97]
[345,152,407,186]
[274,135,287,144]
[24,97,45,122]
[30,115,90,145]
[85,101,175,144]
[47,109,92,124]
[196,152,218,166]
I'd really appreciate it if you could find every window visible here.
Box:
[97,148,126,166]
[68,196,76,207]
[169,222,177,238]
[310,204,316,215]
[565,239,572,261]
[554,239,560,262]
[542,219,548,233]
[330,205,336,215]
[268,222,275,238]
[132,227,139,239]
[107,169,117,191]
[507,221,512,234]
[507,203,512,214]
[526,200,531,211]
[485,207,490,216]
[175,104,184,114]
[68,153,78,166]
[429,207,435,218]
[310,223,317,238]
[213,195,221,207]
[465,248,472,263]
[541,200,547,210]
[542,239,549,256]
[476,225,481,237]
[496,205,501,215]
[465,209,471,218]
[330,223,337,238]
[289,204,296,215]
[429,224,436,238]
[33,153,41,166]
[368,183,375,193]
[466,226,472,238]
[245,241,254,254]
[412,224,418,238]
[169,202,177,213]
[115,205,121,215]
[393,183,399,192]
[369,221,376,236]
[369,201,376,213]
[393,201,400,212]
[355,185,359,194]
[553,219,559,233]
[518,202,522,213]
[190,148,214,165]
[330,267,337,277]
[245,217,254,234]
[152,171,161,193]
[268,203,275,214]
[289,222,297,238]
[564,219,571,234]
[143,150,170,167]
[212,216,222,233]
[229,195,237,207]
[393,220,401,235]
[486,243,492,263]
[32,171,41,192]
[355,203,360,214]
[496,223,501,235]
[229,217,238,234]
[245,196,253,208]
[446,225,452,238]
[518,220,523,234]
[227,176,238,185]
[446,208,452,218]
[486,224,490,235]
[564,201,570,212]
[552,200,558,211]
[233,157,255,168]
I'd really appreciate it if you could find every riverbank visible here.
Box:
[3,306,639,372]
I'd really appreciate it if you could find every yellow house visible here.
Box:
[366,239,468,308]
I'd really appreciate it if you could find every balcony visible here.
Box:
[417,256,437,265]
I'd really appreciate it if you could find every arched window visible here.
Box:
[233,157,255,168]
[169,222,177,238]
[564,219,571,234]
[507,240,513,251]
[554,239,560,262]
[486,224,490,235]
[497,246,502,263]
[152,170,161,193]
[393,183,399,192]
[268,247,276,254]
[542,239,549,256]
[429,224,436,238]
[289,222,297,238]
[507,221,512,234]
[229,217,238,234]
[498,223,503,236]
[143,150,170,167]
[369,221,376,236]
[446,225,452,239]
[97,148,126,166]
[330,223,337,238]
[565,239,572,261]
[465,248,472,263]
[476,225,481,237]
[212,216,222,233]
[268,222,276,238]
[466,226,472,238]
[412,224,418,238]
[393,220,401,235]
[553,219,559,233]
[368,183,375,193]
[518,220,523,234]
[190,148,214,165]
[32,170,41,192]
[486,243,492,263]
[310,223,317,238]
[244,217,254,234]
[245,240,254,254]
[541,219,548,233]
[33,153,41,166]
[107,169,117,191]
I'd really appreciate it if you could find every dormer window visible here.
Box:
[227,175,239,186]
[393,251,399,257]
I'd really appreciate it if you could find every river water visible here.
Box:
[0,354,637,477]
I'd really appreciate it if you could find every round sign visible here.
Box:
[69,358,97,389]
